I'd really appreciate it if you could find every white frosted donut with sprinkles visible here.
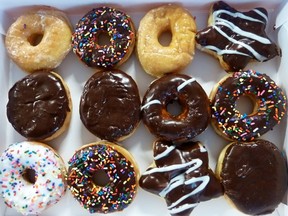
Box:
[210,69,287,141]
[0,141,67,215]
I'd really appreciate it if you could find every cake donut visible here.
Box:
[196,1,279,72]
[0,141,67,215]
[137,5,197,77]
[67,141,139,213]
[216,139,288,215]
[141,74,210,142]
[7,71,72,141]
[72,6,135,68]
[5,8,72,73]
[210,69,287,141]
[80,69,141,141]
[140,140,223,216]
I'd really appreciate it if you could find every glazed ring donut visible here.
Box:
[80,69,141,141]
[141,74,210,142]
[5,8,72,73]
[6,71,72,141]
[137,5,197,77]
[210,69,287,141]
[0,141,67,215]
[216,139,288,215]
[72,6,135,68]
[67,141,139,214]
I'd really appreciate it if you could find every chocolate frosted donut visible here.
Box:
[216,139,288,215]
[7,71,71,141]
[80,69,141,141]
[141,74,210,143]
[196,1,279,71]
[72,6,135,68]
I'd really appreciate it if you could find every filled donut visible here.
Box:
[67,141,139,213]
[141,74,210,143]
[140,140,223,216]
[80,69,141,141]
[137,5,197,77]
[216,139,288,215]
[196,1,279,72]
[210,69,287,141]
[72,6,135,68]
[5,8,72,73]
[7,71,72,141]
[0,141,67,215]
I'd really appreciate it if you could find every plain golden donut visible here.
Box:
[137,5,197,77]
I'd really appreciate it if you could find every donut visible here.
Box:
[140,140,223,215]
[5,8,72,73]
[141,74,210,143]
[67,141,139,213]
[137,5,197,77]
[0,141,67,215]
[210,69,287,141]
[72,6,135,68]
[80,69,141,141]
[216,139,288,215]
[7,71,72,141]
[195,1,279,72]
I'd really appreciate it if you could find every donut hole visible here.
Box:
[97,32,111,46]
[28,33,43,46]
[235,95,257,116]
[166,99,183,117]
[158,29,172,47]
[91,170,110,187]
[22,168,37,184]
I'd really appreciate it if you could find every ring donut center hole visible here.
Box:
[166,99,183,117]
[158,29,172,47]
[235,95,256,116]
[97,32,111,46]
[92,170,110,187]
[28,33,43,46]
[22,168,37,184]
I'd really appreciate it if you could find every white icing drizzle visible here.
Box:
[169,203,198,214]
[177,78,196,92]
[204,45,250,56]
[199,145,207,153]
[141,99,161,110]
[154,145,176,160]
[252,9,268,22]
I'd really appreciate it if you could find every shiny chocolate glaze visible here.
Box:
[140,140,223,216]
[6,71,70,140]
[80,69,141,141]
[141,74,210,143]
[196,1,279,71]
[220,139,288,215]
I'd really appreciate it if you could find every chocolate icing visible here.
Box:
[140,140,223,216]
[220,139,288,215]
[80,69,141,141]
[141,74,210,143]
[6,71,70,140]
[196,1,279,71]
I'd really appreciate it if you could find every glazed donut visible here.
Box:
[216,139,288,215]
[72,6,135,68]
[140,140,223,215]
[67,141,139,214]
[7,71,72,141]
[141,74,210,142]
[80,69,141,141]
[0,141,67,215]
[137,5,197,77]
[210,69,287,141]
[5,8,72,73]
[196,1,279,72]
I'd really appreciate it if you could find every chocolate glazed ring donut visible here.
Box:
[72,6,135,68]
[141,74,210,143]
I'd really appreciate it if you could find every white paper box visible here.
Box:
[0,0,287,215]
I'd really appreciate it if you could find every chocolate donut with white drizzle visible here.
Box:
[196,1,279,72]
[140,140,223,216]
